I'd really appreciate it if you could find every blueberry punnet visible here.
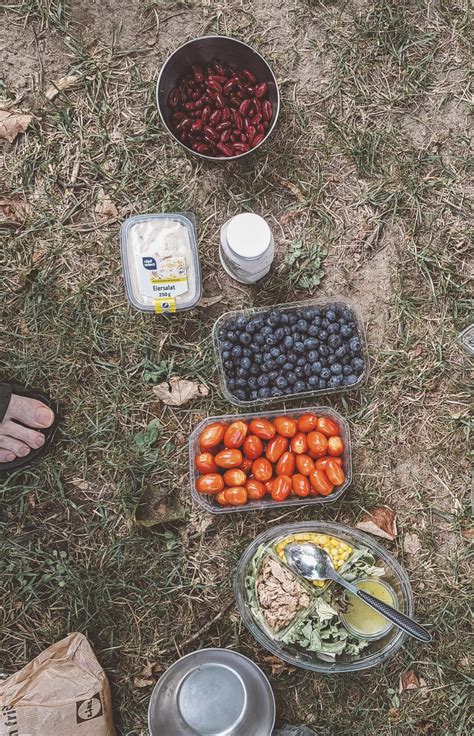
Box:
[217,303,366,401]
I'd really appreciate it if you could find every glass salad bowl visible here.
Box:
[234,522,414,673]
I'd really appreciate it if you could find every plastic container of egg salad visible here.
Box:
[120,213,201,314]
[235,522,414,673]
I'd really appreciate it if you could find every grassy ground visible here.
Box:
[0,1,472,734]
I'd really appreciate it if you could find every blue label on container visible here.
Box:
[143,257,157,269]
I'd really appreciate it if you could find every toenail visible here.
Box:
[36,407,53,426]
[35,434,45,447]
[19,446,30,456]
[3,452,15,462]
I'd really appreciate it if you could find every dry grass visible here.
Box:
[0,1,472,734]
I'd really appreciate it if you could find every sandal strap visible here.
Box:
[0,383,13,423]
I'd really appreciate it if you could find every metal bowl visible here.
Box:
[156,35,280,162]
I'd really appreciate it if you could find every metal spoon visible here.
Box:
[284,543,432,643]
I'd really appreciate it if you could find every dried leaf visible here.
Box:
[197,294,224,308]
[0,109,32,142]
[356,507,398,541]
[95,188,118,219]
[45,74,80,100]
[0,196,31,225]
[461,528,474,541]
[403,532,422,555]
[280,178,306,203]
[70,477,91,491]
[262,656,296,676]
[152,376,209,406]
[133,660,162,687]
[399,670,426,693]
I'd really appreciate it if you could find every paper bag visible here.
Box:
[0,632,116,736]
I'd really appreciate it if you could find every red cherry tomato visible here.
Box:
[215,490,229,506]
[253,457,273,482]
[315,456,343,471]
[223,468,247,486]
[307,431,328,457]
[246,479,266,500]
[291,432,308,455]
[273,416,298,438]
[328,436,344,456]
[292,473,311,497]
[271,475,292,502]
[195,452,218,474]
[199,422,226,450]
[243,434,264,460]
[276,451,296,477]
[196,473,224,494]
[295,454,315,476]
[240,456,253,473]
[224,486,248,505]
[265,435,288,463]
[249,418,276,440]
[215,449,243,469]
[325,458,346,486]
[309,468,334,496]
[317,416,340,437]
[296,413,319,432]
[224,420,248,448]
[265,479,274,494]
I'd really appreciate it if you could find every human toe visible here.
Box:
[1,420,45,449]
[0,449,16,463]
[6,395,55,429]
[0,435,31,457]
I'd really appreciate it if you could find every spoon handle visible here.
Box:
[357,590,432,643]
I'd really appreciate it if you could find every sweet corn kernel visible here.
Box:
[275,532,353,586]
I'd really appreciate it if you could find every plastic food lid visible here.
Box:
[226,213,272,259]
[340,577,397,641]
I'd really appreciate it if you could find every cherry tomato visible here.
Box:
[309,468,334,496]
[253,457,273,482]
[240,456,253,473]
[273,416,298,438]
[223,468,247,486]
[196,473,224,494]
[315,456,343,471]
[276,451,296,477]
[325,458,346,486]
[199,421,227,450]
[195,452,218,474]
[291,432,308,455]
[292,473,311,497]
[307,431,328,457]
[271,475,292,502]
[328,436,344,456]
[246,479,266,500]
[295,454,315,476]
[265,479,274,494]
[243,434,264,460]
[224,486,248,505]
[265,435,288,463]
[215,490,229,506]
[296,413,318,432]
[249,417,276,440]
[215,449,243,468]
[317,416,340,437]
[224,420,248,448]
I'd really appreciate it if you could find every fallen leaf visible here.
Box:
[95,188,118,219]
[0,196,31,225]
[399,670,426,693]
[403,532,422,555]
[70,477,91,491]
[356,507,398,541]
[45,74,80,100]
[0,109,32,142]
[280,178,306,203]
[197,294,224,308]
[133,660,163,687]
[461,528,474,541]
[153,376,209,406]
[280,209,300,225]
[262,655,296,676]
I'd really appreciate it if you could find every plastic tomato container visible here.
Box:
[189,406,351,514]
[235,522,414,673]
[213,298,369,408]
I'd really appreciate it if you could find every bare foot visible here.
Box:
[0,394,55,463]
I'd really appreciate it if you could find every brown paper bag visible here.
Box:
[0,632,116,736]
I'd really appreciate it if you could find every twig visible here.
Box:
[154,601,234,656]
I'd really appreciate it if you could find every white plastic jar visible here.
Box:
[219,213,274,284]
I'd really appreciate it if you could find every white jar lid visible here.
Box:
[226,213,272,260]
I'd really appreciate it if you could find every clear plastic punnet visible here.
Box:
[189,406,352,514]
[235,522,414,674]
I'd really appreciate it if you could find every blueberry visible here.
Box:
[235,316,247,329]
[250,390,258,400]
[304,363,312,377]
[221,350,230,360]
[321,318,329,329]
[224,359,233,370]
[349,337,362,353]
[335,345,348,359]
[340,325,353,339]
[297,356,306,366]
[352,357,365,373]
[307,350,319,363]
[274,328,285,342]
[227,378,236,391]
[344,374,359,386]
[304,338,318,351]
[318,329,328,342]
[287,372,297,385]
[239,332,251,346]
[329,375,343,388]
[283,361,293,372]
[266,359,277,371]
[270,387,283,397]
[221,340,233,351]
[250,343,260,354]
[248,376,257,389]
[295,366,305,379]
[294,341,305,353]
[245,320,257,334]
[327,355,336,365]
[242,348,251,358]
[318,379,327,389]
[342,308,353,321]
[227,330,237,342]
[234,389,246,400]
[250,364,260,376]
[341,355,351,365]
[331,362,343,375]
[276,354,286,366]
[308,375,319,387]
[297,319,309,332]
[288,313,298,325]
[276,376,288,389]
[294,380,306,392]
[254,334,265,346]
[283,326,292,336]
[319,344,329,357]
[258,387,271,398]
[280,313,289,325]
[304,308,316,320]
[311,361,322,374]
[291,325,301,336]
[320,367,331,380]
[283,335,294,349]
[327,323,339,334]
[343,365,352,376]
[268,309,281,326]
[326,310,336,322]
[308,325,319,337]
[257,374,269,387]
[265,334,277,347]
[235,378,247,388]
[328,334,342,349]
[254,353,263,364]
[237,368,248,379]
[287,354,297,364]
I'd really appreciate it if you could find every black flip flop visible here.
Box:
[0,382,59,473]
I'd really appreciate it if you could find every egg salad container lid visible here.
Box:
[120,212,202,314]
[456,324,474,356]
[212,297,369,408]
